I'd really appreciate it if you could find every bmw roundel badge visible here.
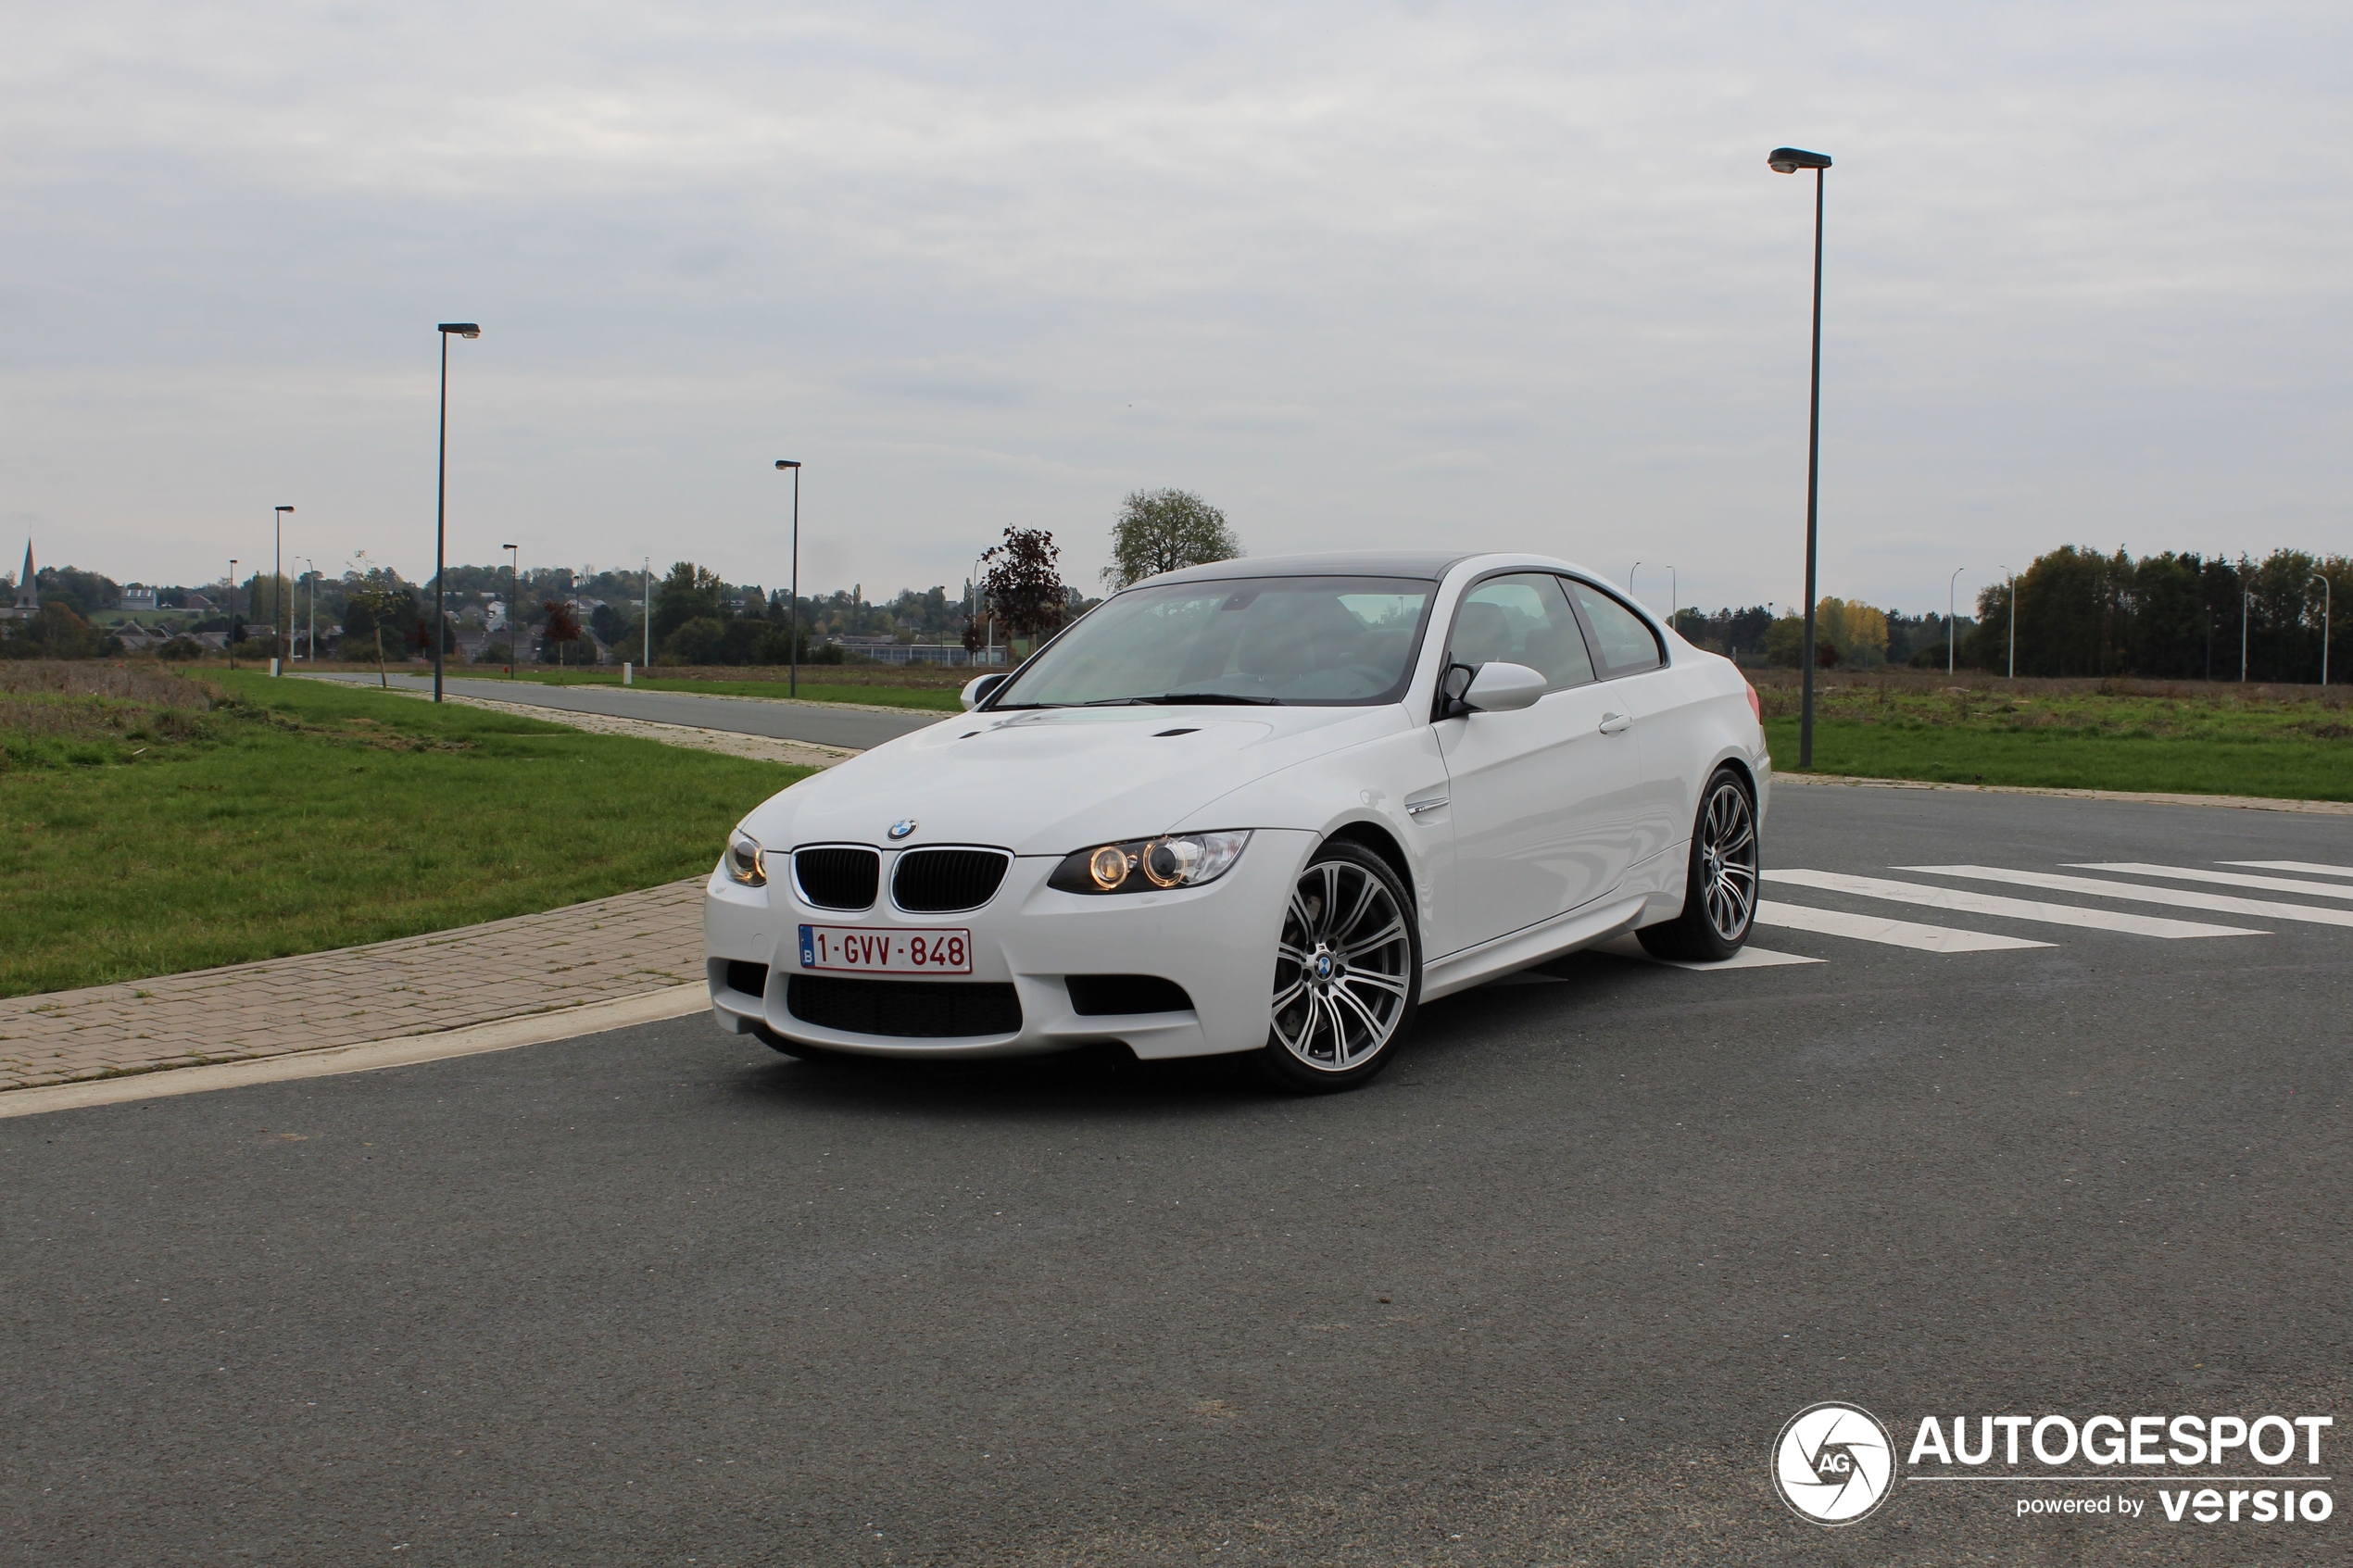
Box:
[887,819,918,840]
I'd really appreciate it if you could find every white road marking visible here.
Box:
[1764,870,2262,939]
[1754,900,2053,953]
[2222,860,2353,880]
[1898,865,2353,930]
[2069,862,2353,901]
[1594,934,1821,971]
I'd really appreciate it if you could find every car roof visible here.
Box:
[1133,550,1478,588]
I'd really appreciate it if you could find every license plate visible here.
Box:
[799,925,973,975]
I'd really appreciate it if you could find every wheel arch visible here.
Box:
[1321,818,1416,909]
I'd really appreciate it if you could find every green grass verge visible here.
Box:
[1761,681,2353,799]
[0,668,808,997]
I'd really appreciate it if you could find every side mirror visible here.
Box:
[960,673,1006,710]
[1463,661,1544,713]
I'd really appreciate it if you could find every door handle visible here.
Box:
[1598,711,1631,735]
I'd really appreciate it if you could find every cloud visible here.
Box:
[1,0,2347,611]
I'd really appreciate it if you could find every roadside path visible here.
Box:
[0,879,709,1093]
[302,671,944,750]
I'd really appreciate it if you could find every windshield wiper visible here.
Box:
[1136,693,1279,706]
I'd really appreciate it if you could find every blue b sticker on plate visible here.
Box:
[799,924,815,968]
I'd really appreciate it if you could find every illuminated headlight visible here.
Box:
[1049,831,1251,895]
[723,829,767,886]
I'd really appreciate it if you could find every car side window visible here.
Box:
[1446,573,1596,691]
[1567,580,1665,675]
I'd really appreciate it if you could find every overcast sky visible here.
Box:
[6,1,2348,616]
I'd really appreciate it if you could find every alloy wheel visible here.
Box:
[1271,856,1413,1073]
[1697,779,1758,942]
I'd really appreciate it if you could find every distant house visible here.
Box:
[121,585,159,612]
[114,621,174,652]
[181,593,216,612]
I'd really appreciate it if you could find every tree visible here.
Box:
[541,599,586,666]
[653,562,726,644]
[1102,488,1241,591]
[981,527,1069,648]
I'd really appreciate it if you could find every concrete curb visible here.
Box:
[1783,772,2353,816]
[0,984,709,1120]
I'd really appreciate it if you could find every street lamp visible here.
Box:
[2001,564,2016,679]
[434,322,481,702]
[1768,145,1832,767]
[502,544,519,676]
[2312,572,2332,688]
[642,556,652,670]
[1627,560,1641,597]
[227,558,238,671]
[303,556,317,663]
[273,505,294,671]
[1948,567,1966,674]
[2243,590,2254,684]
[775,460,802,696]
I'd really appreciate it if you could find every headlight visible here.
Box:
[1048,831,1250,895]
[723,829,766,886]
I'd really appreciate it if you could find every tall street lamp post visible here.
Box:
[434,322,481,702]
[775,460,802,696]
[227,559,238,671]
[1768,146,1832,767]
[2002,565,2016,678]
[303,557,317,662]
[273,505,294,670]
[642,556,652,670]
[503,544,519,676]
[2313,572,2332,688]
[2243,590,2254,684]
[1948,567,1966,673]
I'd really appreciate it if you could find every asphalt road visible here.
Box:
[6,786,2349,1565]
[303,671,947,751]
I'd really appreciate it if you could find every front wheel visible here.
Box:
[1257,841,1421,1093]
[1637,768,1759,962]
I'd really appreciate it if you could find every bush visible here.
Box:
[158,637,204,662]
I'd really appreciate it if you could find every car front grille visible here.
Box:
[794,847,880,909]
[891,847,1011,913]
[786,975,1023,1038]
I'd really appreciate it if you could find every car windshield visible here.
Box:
[988,575,1438,709]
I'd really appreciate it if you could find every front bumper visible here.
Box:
[703,830,1315,1060]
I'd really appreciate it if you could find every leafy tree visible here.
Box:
[540,600,588,665]
[653,562,726,644]
[1102,488,1241,591]
[980,527,1069,649]
[0,602,120,659]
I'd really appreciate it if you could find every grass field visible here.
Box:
[1755,669,2353,799]
[0,664,809,997]
[486,666,969,711]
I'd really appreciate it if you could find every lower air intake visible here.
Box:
[786,975,1022,1038]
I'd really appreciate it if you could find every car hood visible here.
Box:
[744,704,1404,856]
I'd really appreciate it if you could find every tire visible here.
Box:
[1637,767,1759,963]
[1256,841,1421,1093]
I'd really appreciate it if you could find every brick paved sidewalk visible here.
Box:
[0,879,708,1092]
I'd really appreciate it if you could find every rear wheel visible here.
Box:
[1637,768,1758,962]
[1256,841,1420,1093]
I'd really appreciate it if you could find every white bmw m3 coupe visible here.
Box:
[706,551,1768,1090]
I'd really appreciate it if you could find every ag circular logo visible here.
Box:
[1772,1402,1896,1525]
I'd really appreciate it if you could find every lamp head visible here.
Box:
[437,322,482,338]
[276,505,295,514]
[775,459,801,470]
[1768,147,1832,173]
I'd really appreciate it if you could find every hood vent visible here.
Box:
[892,847,1012,913]
[793,846,881,910]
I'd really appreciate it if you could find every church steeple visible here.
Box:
[9,539,31,615]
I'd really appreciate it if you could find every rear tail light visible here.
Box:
[1743,682,1762,724]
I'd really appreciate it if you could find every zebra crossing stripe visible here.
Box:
[2068,863,2353,901]
[2221,860,2353,880]
[1754,900,2053,953]
[1897,866,2353,930]
[1763,870,2261,939]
